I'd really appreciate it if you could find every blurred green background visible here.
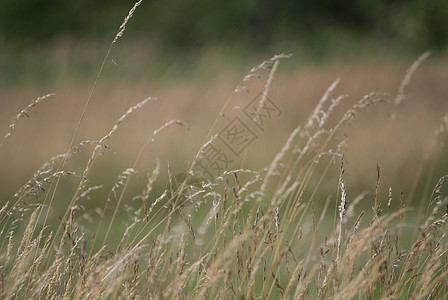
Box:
[1,0,447,89]
[1,0,448,53]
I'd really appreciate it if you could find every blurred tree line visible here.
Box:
[0,0,447,54]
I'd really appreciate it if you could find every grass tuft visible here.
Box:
[0,3,447,299]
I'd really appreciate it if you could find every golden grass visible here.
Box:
[0,52,447,299]
[0,2,447,299]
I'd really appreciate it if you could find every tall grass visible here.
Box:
[0,3,447,299]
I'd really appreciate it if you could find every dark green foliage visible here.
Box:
[1,0,447,53]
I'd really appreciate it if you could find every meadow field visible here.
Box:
[1,3,448,299]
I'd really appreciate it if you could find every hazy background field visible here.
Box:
[1,0,447,211]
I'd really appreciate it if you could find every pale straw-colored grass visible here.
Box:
[0,2,447,298]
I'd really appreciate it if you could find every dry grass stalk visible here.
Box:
[234,53,291,93]
[334,256,388,300]
[336,177,347,261]
[253,57,281,123]
[198,232,250,298]
[306,78,340,129]
[1,93,55,142]
[2,47,448,299]
[150,119,190,143]
[112,0,144,44]
[395,51,431,105]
